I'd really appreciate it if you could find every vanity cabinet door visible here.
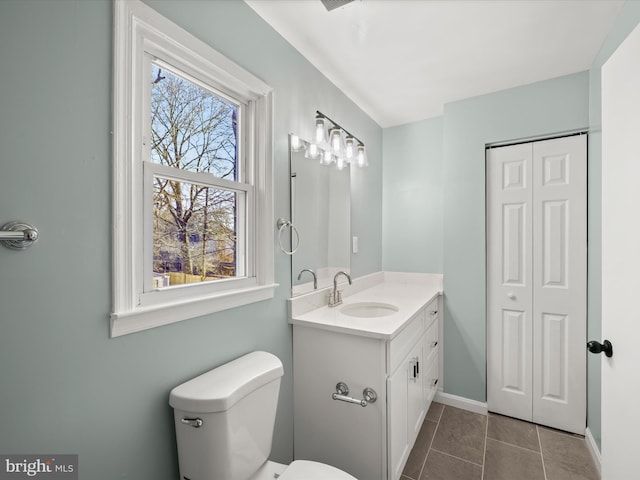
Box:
[387,365,409,480]
[407,340,426,441]
[388,337,426,480]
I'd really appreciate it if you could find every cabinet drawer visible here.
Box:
[424,321,439,360]
[425,296,439,329]
[424,357,439,404]
[388,310,425,374]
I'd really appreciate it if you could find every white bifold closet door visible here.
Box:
[487,135,586,435]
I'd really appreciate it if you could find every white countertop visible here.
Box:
[289,272,442,340]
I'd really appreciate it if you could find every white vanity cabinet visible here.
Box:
[387,296,439,480]
[292,293,441,480]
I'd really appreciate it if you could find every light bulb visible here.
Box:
[336,156,345,170]
[329,127,344,155]
[321,149,333,165]
[356,144,368,167]
[290,134,305,152]
[344,136,355,161]
[305,142,320,159]
[315,115,328,146]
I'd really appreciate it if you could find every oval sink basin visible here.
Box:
[341,302,399,318]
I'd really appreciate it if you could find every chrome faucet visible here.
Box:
[297,268,317,289]
[329,271,352,307]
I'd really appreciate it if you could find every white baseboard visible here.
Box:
[585,427,602,475]
[434,391,488,416]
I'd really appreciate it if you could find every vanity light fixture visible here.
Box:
[298,111,368,170]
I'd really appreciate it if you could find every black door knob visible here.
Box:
[587,340,613,358]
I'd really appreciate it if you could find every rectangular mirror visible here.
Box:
[289,135,351,296]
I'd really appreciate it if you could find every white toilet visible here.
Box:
[169,351,357,480]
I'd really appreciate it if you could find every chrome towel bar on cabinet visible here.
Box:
[331,382,378,408]
[0,221,39,250]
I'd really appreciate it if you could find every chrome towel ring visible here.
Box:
[277,218,300,255]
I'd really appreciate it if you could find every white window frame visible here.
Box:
[112,0,275,337]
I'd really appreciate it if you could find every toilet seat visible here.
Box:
[278,460,357,480]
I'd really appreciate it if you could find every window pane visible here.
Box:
[153,176,239,288]
[150,64,238,181]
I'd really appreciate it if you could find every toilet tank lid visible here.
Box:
[169,351,284,413]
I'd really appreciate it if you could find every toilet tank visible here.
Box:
[169,351,284,480]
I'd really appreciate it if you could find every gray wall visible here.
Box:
[382,117,443,273]
[0,1,382,479]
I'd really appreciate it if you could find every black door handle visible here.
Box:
[587,340,613,358]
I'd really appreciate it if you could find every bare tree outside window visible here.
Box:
[150,65,240,287]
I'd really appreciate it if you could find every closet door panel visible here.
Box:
[487,143,533,421]
[532,135,586,434]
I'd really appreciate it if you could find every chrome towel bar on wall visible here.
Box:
[0,221,39,250]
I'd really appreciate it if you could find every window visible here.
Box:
[112,0,275,337]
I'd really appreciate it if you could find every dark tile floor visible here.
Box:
[402,402,600,480]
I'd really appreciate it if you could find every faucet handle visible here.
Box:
[327,290,343,307]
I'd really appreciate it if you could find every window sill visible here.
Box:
[110,283,278,337]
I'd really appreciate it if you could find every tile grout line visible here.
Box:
[488,437,544,455]
[480,412,489,480]
[536,425,549,480]
[429,448,485,468]
[418,405,445,479]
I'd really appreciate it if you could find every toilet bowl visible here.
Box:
[277,460,356,479]
[249,459,355,480]
[169,351,356,480]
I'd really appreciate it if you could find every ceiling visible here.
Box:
[245,0,624,128]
